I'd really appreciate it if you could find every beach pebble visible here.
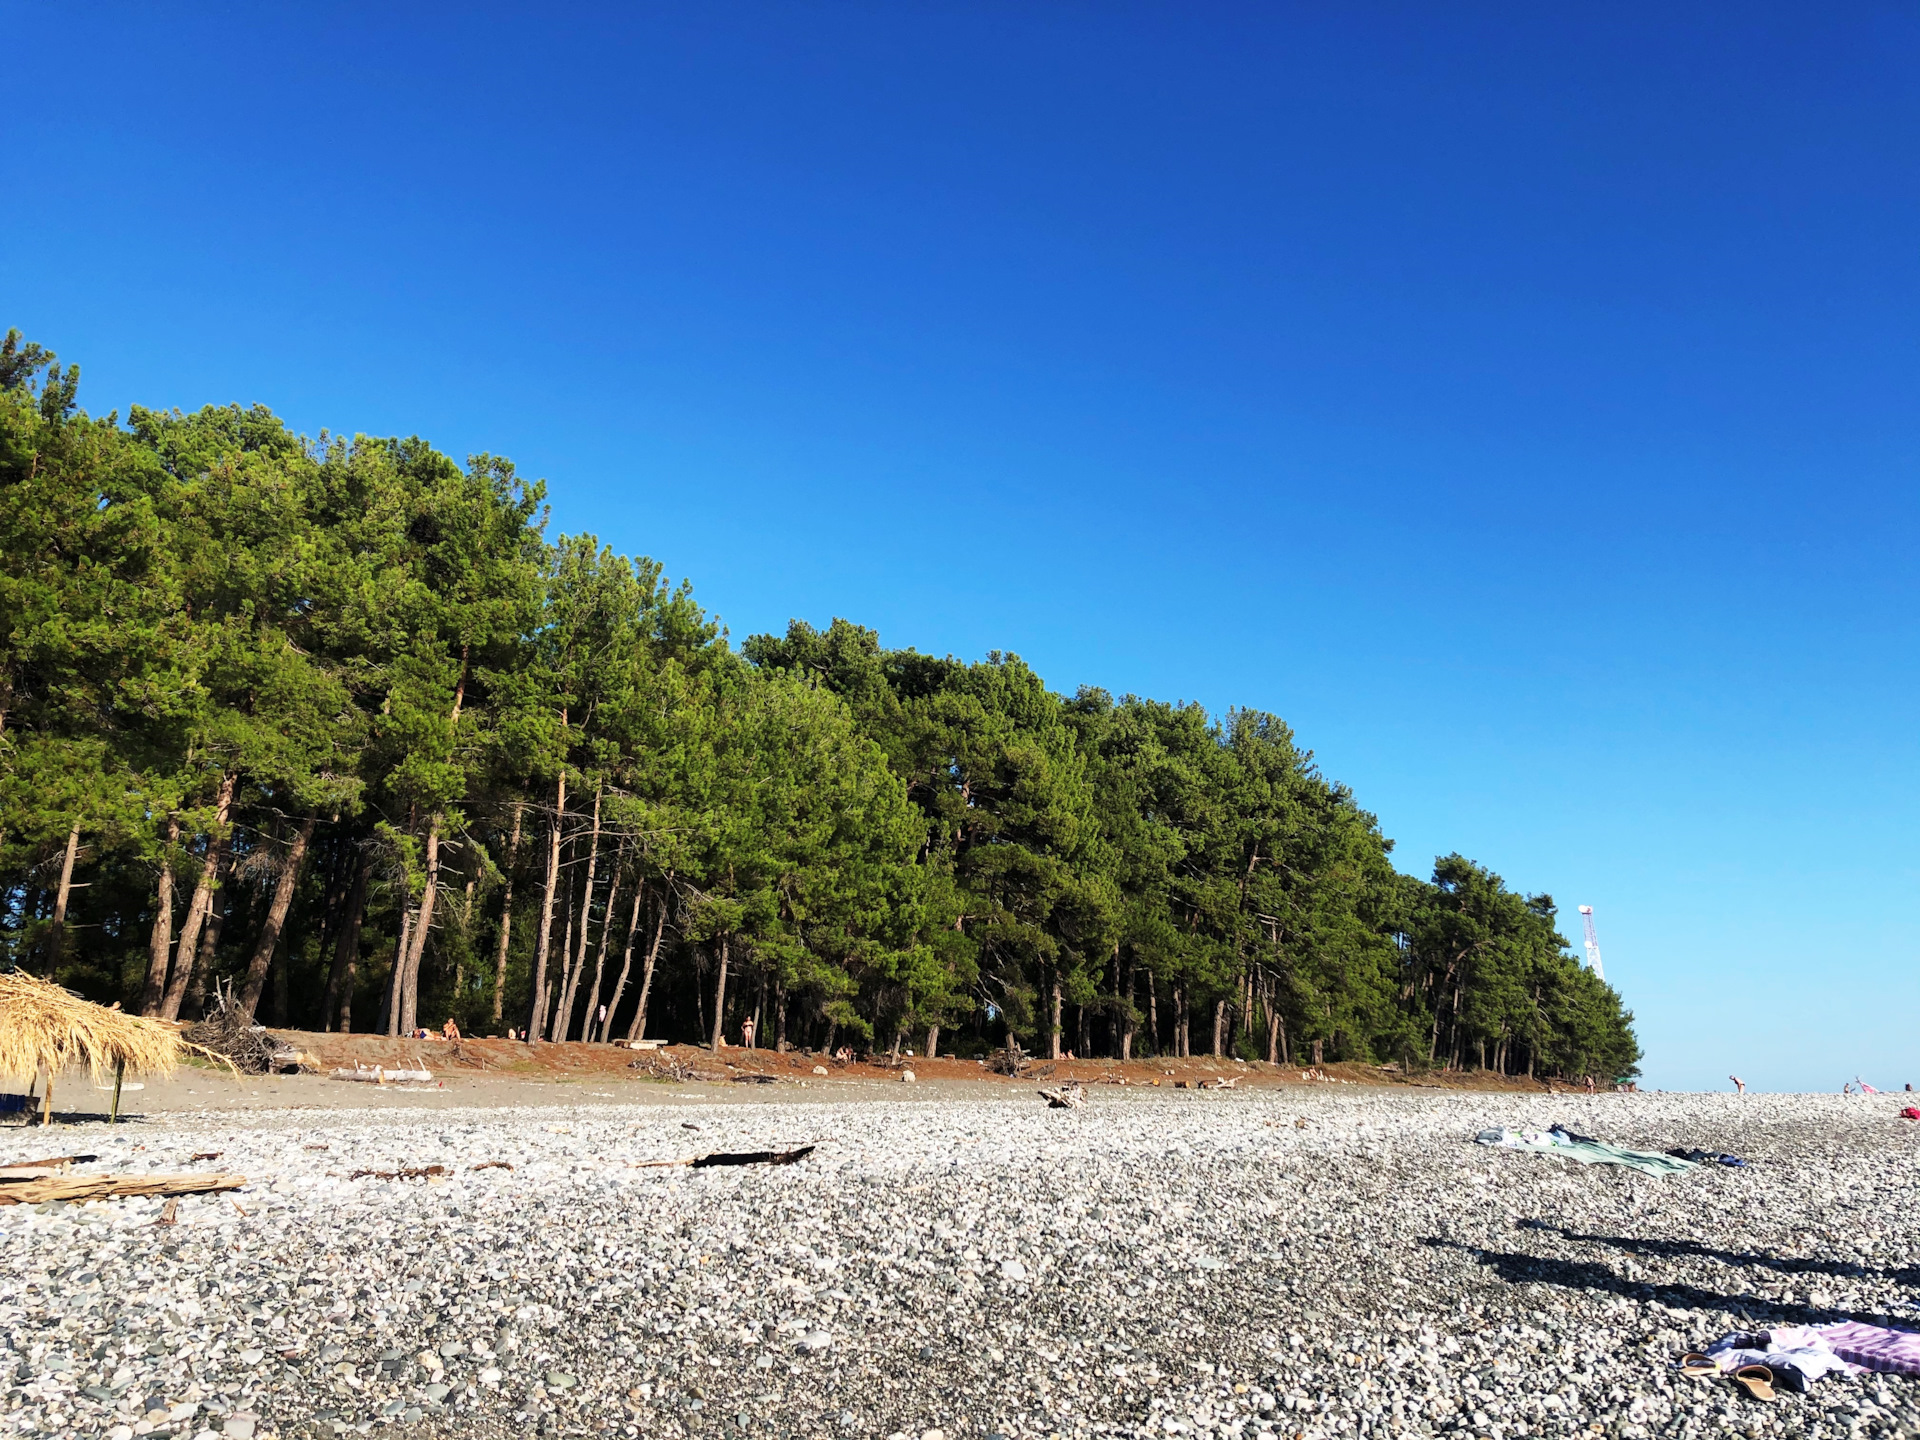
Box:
[0,1087,1900,1439]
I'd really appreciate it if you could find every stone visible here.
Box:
[798,1331,833,1354]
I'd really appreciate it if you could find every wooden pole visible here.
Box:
[110,1061,125,1124]
[40,1069,53,1127]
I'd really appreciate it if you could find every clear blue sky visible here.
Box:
[6,3,1915,1092]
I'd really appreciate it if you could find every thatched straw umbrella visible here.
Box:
[0,969,195,1125]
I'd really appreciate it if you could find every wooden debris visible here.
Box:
[728,1072,779,1084]
[987,1044,1031,1076]
[7,1154,98,1171]
[182,986,305,1075]
[631,1145,818,1170]
[470,1161,513,1172]
[1038,1085,1086,1109]
[0,1172,247,1205]
[347,1165,448,1181]
[190,1151,223,1162]
[155,1197,179,1226]
[692,1145,815,1168]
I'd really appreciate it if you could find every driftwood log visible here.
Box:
[0,1172,247,1204]
[1038,1084,1086,1109]
[330,1067,432,1084]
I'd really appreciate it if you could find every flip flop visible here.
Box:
[1679,1353,1719,1379]
[1730,1365,1777,1402]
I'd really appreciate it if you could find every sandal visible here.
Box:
[1730,1365,1777,1402]
[1679,1353,1719,1379]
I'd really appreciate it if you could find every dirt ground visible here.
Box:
[7,1030,1577,1121]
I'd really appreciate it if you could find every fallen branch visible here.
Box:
[347,1165,448,1181]
[631,1145,818,1169]
[0,1172,246,1205]
[728,1073,779,1085]
[190,1151,222,1162]
[470,1161,513,1172]
[1038,1085,1085,1109]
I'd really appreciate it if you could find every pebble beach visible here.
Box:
[4,1085,1917,1440]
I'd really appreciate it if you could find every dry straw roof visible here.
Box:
[0,969,190,1086]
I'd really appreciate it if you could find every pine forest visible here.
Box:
[0,330,1639,1080]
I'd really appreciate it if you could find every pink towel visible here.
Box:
[1814,1323,1920,1376]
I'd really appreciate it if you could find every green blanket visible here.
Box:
[1474,1128,1699,1177]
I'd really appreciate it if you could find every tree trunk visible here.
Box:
[489,804,524,1023]
[161,774,235,1020]
[624,892,669,1042]
[322,850,371,1032]
[549,880,574,1042]
[525,765,567,1042]
[1145,969,1157,1056]
[1049,976,1063,1060]
[709,935,730,1051]
[1212,998,1227,1057]
[45,819,81,965]
[554,784,602,1040]
[399,817,442,1033]
[599,883,645,1041]
[237,817,315,1021]
[579,860,620,1043]
[1312,1037,1324,1067]
[775,975,788,1051]
[384,901,414,1037]
[398,816,443,1034]
[925,1023,939,1060]
[139,816,180,1015]
[188,883,225,1020]
[1267,1003,1281,1066]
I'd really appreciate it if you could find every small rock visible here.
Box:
[547,1371,577,1390]
[813,1065,829,1075]
[424,1382,450,1402]
[999,1258,1028,1282]
[222,1417,256,1440]
[901,1069,916,1082]
[798,1330,833,1353]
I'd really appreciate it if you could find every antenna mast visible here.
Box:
[1577,905,1604,982]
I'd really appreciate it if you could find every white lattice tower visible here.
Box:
[1577,905,1604,982]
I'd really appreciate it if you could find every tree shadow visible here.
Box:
[1419,1237,1920,1332]
[1515,1221,1920,1287]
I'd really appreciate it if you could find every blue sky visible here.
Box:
[6,3,1916,1091]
